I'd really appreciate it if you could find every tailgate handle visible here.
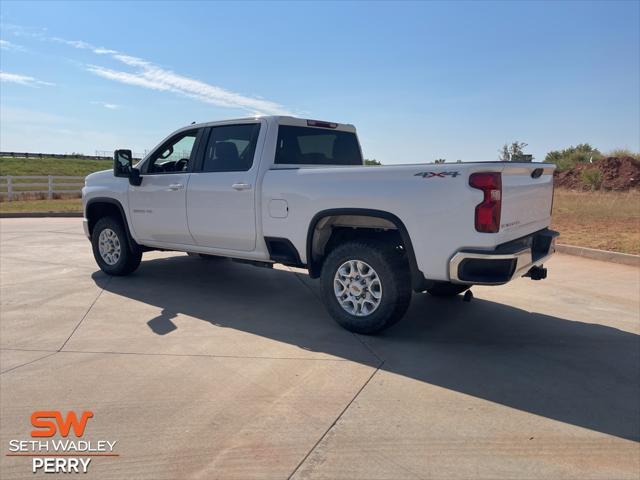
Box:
[531,168,543,179]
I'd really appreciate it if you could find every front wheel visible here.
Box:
[320,240,412,334]
[91,216,142,276]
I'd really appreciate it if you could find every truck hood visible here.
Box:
[85,169,113,185]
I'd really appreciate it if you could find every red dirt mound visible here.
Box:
[554,156,640,191]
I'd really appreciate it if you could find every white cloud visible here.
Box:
[88,56,291,115]
[91,101,121,110]
[51,37,118,56]
[51,37,94,50]
[2,28,292,114]
[86,65,171,91]
[111,54,150,67]
[0,39,25,51]
[0,71,55,87]
[51,36,292,115]
[93,48,118,55]
[0,23,47,39]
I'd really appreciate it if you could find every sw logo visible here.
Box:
[414,171,460,178]
[7,410,118,474]
[31,411,94,438]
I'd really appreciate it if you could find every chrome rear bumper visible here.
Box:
[449,229,559,285]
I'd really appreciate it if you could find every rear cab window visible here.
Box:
[274,126,363,166]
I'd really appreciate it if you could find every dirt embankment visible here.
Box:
[554,157,640,191]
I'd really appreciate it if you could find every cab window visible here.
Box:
[201,123,261,172]
[147,130,198,174]
[274,126,362,165]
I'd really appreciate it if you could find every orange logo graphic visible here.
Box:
[30,411,94,438]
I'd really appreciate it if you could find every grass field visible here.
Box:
[551,189,639,254]
[0,198,82,213]
[1,187,638,255]
[0,157,112,177]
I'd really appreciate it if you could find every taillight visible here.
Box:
[469,172,502,233]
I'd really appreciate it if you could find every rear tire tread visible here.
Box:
[320,240,411,334]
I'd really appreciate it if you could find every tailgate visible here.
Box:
[499,164,555,238]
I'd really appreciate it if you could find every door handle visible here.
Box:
[232,183,252,191]
[168,183,184,191]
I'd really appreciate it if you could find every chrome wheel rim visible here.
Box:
[98,228,121,265]
[333,260,382,316]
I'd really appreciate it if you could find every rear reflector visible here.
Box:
[469,172,502,233]
[307,119,338,129]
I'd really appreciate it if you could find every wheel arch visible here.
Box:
[85,197,140,251]
[305,208,427,291]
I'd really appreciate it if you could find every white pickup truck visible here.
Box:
[82,116,558,334]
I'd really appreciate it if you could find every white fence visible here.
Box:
[0,176,85,201]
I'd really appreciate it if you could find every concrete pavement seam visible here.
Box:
[1,255,94,270]
[286,360,384,480]
[288,268,385,364]
[0,352,58,375]
[58,277,112,352]
[0,348,58,352]
[352,333,384,364]
[57,349,355,361]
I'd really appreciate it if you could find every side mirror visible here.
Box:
[129,168,142,186]
[114,149,133,177]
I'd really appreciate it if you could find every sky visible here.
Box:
[0,0,638,164]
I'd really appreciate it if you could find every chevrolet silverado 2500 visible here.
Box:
[82,116,558,334]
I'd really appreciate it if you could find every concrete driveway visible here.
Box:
[1,218,638,479]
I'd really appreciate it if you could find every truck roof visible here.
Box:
[188,116,356,133]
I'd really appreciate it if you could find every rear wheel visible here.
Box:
[320,240,411,334]
[91,216,142,276]
[426,282,470,297]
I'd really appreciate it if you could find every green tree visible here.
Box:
[544,144,601,172]
[364,158,382,166]
[434,158,446,164]
[499,141,529,161]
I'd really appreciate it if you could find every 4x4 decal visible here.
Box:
[414,171,460,178]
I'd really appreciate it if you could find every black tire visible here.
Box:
[426,282,470,297]
[320,240,412,334]
[91,216,142,276]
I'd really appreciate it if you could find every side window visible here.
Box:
[147,130,198,174]
[274,126,362,166]
[202,124,261,172]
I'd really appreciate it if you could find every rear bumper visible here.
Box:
[449,228,559,285]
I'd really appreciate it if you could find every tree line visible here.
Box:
[365,143,638,169]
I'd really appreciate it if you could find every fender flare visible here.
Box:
[85,197,140,251]
[305,208,428,291]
